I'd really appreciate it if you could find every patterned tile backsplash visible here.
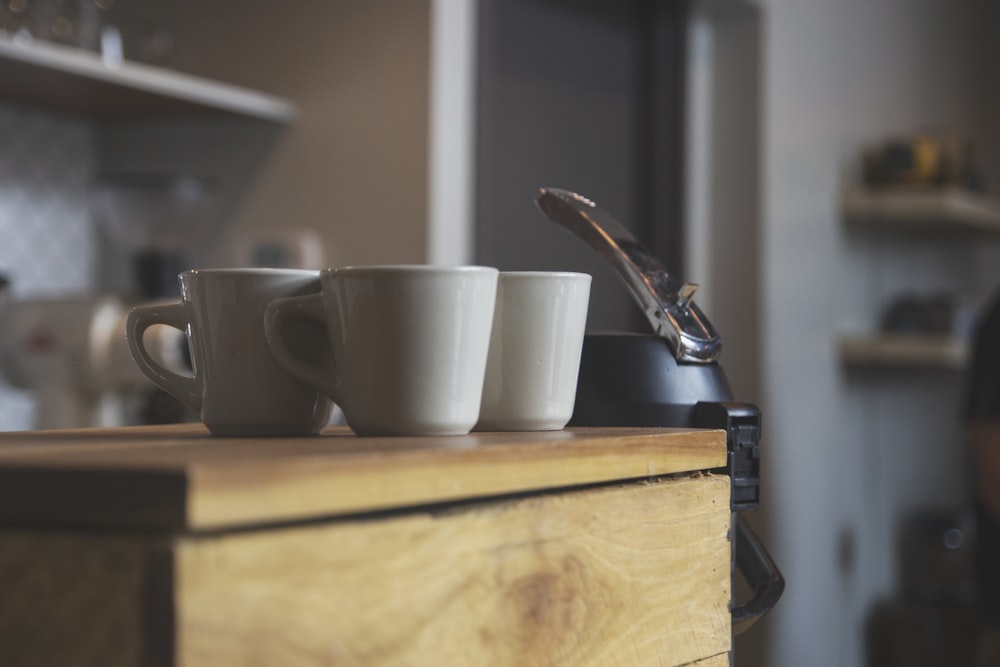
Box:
[0,103,97,430]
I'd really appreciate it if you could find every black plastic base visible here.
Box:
[570,332,734,428]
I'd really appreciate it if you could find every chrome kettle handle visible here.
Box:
[534,187,721,363]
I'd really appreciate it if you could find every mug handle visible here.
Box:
[126,302,202,414]
[264,293,343,404]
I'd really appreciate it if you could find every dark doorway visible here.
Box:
[475,0,688,332]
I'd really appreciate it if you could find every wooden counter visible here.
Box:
[0,424,731,667]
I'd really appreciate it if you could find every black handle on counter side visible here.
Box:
[693,400,782,634]
[732,514,786,635]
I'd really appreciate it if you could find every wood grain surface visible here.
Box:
[175,475,732,667]
[0,424,726,531]
[0,532,157,667]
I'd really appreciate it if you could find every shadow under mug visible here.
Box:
[265,265,498,436]
[126,268,335,436]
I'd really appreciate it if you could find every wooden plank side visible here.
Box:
[0,425,724,475]
[0,425,726,531]
[187,426,726,529]
[0,532,156,667]
[176,475,731,667]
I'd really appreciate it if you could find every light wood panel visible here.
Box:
[176,475,731,666]
[0,424,726,531]
[0,427,731,666]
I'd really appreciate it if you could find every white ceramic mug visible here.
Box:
[126,268,335,436]
[265,265,498,436]
[477,271,591,431]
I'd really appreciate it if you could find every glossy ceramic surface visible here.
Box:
[127,268,334,436]
[477,271,591,431]
[266,265,498,436]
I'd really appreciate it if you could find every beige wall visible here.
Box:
[167,0,432,267]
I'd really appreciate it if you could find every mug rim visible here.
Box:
[498,271,591,280]
[182,268,321,278]
[325,265,498,276]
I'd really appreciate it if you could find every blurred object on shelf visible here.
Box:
[0,0,30,37]
[99,0,176,67]
[0,0,97,48]
[862,132,981,191]
[880,291,977,338]
[0,0,176,67]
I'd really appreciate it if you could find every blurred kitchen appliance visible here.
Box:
[535,187,783,635]
[879,291,977,339]
[0,279,183,430]
[89,173,222,288]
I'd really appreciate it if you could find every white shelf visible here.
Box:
[842,187,1000,236]
[838,333,969,371]
[0,35,296,122]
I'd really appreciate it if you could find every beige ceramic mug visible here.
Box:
[126,268,335,436]
[477,271,591,431]
[265,265,498,436]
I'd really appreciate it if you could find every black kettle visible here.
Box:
[535,187,783,635]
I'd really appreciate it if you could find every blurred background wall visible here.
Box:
[762,1,1000,665]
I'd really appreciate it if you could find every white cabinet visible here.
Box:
[0,34,295,121]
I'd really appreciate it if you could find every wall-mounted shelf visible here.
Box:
[0,35,296,122]
[838,333,969,371]
[842,187,1000,237]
